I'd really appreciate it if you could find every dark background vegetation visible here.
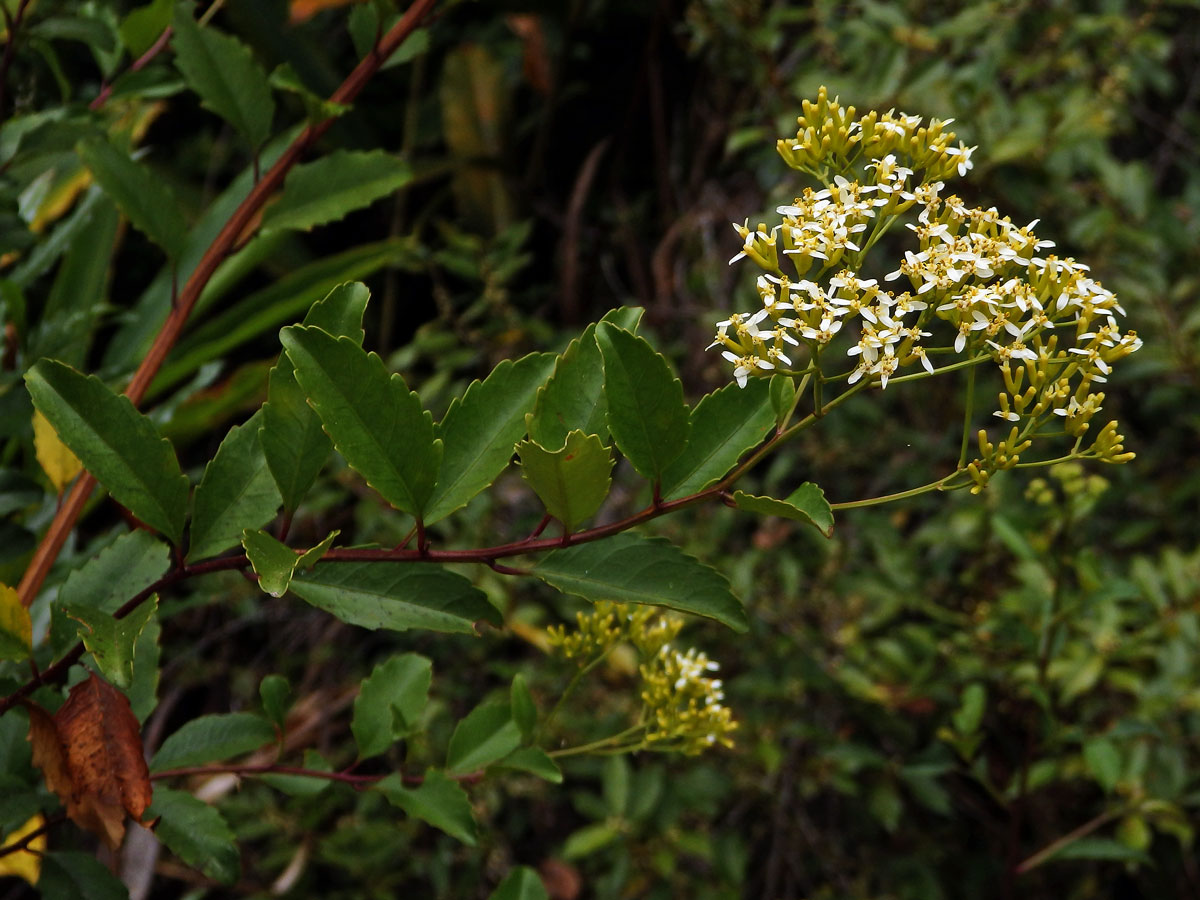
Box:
[3,0,1200,897]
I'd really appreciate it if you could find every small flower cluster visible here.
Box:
[546,600,682,662]
[711,87,1140,480]
[640,646,736,754]
[547,602,736,755]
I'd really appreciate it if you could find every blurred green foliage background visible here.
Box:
[2,0,1199,897]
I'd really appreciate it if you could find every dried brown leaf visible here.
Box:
[27,673,154,849]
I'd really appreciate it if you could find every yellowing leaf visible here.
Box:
[0,814,47,885]
[33,409,82,494]
[0,583,32,661]
[29,165,93,233]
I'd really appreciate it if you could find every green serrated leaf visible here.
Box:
[352,653,433,759]
[660,378,774,499]
[595,323,690,484]
[75,137,187,259]
[172,6,274,150]
[259,675,291,731]
[151,712,276,772]
[281,326,441,519]
[425,352,556,525]
[64,596,157,690]
[188,410,282,562]
[488,865,550,900]
[527,324,609,449]
[51,530,170,654]
[534,533,748,632]
[375,770,478,845]
[497,746,561,784]
[510,673,536,742]
[516,431,613,532]
[241,528,338,598]
[290,562,500,634]
[446,702,522,775]
[242,529,302,597]
[601,306,644,332]
[25,360,188,545]
[731,483,834,537]
[262,150,412,233]
[261,282,369,512]
[147,787,240,885]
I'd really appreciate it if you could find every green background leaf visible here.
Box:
[352,653,433,759]
[25,360,189,545]
[488,865,550,900]
[495,747,561,783]
[39,852,129,900]
[76,137,187,259]
[148,787,240,885]
[289,562,500,633]
[261,150,413,233]
[172,6,274,149]
[446,702,522,774]
[534,533,748,631]
[375,770,478,846]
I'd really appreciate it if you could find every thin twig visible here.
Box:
[89,26,174,111]
[0,813,66,861]
[1014,807,1124,875]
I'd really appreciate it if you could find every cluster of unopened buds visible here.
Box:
[711,87,1141,481]
[547,602,736,754]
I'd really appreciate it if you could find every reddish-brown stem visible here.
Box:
[15,0,438,610]
[88,25,174,111]
[527,513,552,540]
[323,485,721,564]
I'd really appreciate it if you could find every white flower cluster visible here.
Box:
[711,90,1141,464]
